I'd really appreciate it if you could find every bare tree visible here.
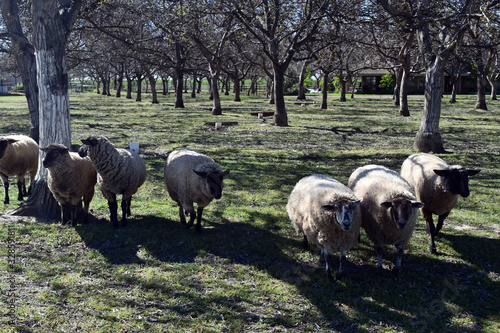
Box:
[8,0,83,219]
[232,0,326,126]
[1,0,39,143]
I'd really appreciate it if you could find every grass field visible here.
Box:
[1,91,499,332]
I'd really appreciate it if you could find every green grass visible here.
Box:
[1,91,499,332]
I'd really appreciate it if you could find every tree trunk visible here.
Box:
[126,76,133,99]
[475,64,487,110]
[393,67,402,107]
[487,72,498,100]
[297,61,307,100]
[233,78,241,102]
[148,73,159,104]
[273,68,288,126]
[339,79,347,102]
[399,62,410,116]
[191,75,196,98]
[136,77,142,102]
[413,59,446,153]
[321,71,329,109]
[210,72,222,115]
[1,0,40,143]
[11,0,80,220]
[174,43,185,108]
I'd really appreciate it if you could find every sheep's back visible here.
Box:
[164,149,216,207]
[0,135,39,176]
[349,165,417,245]
[400,153,457,215]
[287,175,361,252]
[47,152,97,205]
[94,147,146,195]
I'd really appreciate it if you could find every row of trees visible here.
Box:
[0,0,499,219]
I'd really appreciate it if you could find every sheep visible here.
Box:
[400,153,481,254]
[41,143,97,226]
[80,136,146,228]
[348,165,423,276]
[163,149,230,233]
[286,174,363,280]
[0,135,39,204]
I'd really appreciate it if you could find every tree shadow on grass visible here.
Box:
[73,207,499,331]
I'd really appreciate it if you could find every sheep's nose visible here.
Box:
[341,222,351,231]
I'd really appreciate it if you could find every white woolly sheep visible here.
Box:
[164,149,230,233]
[41,143,97,226]
[400,153,480,254]
[348,165,423,276]
[80,136,146,228]
[0,135,39,204]
[286,174,363,280]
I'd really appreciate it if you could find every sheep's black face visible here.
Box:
[41,144,69,168]
[381,197,423,230]
[0,138,17,159]
[434,168,481,198]
[322,199,362,231]
[194,169,230,200]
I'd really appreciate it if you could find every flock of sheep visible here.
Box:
[0,134,480,279]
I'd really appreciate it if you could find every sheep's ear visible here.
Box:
[433,169,449,177]
[412,201,424,209]
[352,198,363,207]
[40,147,48,153]
[193,169,208,178]
[466,169,481,176]
[321,204,336,211]
[221,169,230,177]
[380,201,393,208]
[81,137,99,146]
[7,139,18,144]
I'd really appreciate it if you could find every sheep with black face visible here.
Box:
[287,174,362,280]
[400,153,480,254]
[0,135,39,204]
[41,143,97,225]
[164,149,230,233]
[348,165,423,276]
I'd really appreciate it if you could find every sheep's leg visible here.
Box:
[195,207,204,233]
[375,244,384,273]
[71,204,78,227]
[83,200,90,224]
[16,177,25,200]
[336,250,346,280]
[121,199,128,227]
[393,243,404,277]
[28,172,35,196]
[435,212,449,236]
[421,209,437,254]
[105,192,119,228]
[126,198,132,216]
[321,248,333,280]
[1,173,9,204]
[61,203,72,225]
[302,234,309,249]
[186,207,196,229]
[178,206,187,225]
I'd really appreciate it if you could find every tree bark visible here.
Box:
[174,43,185,108]
[413,59,446,153]
[321,71,329,109]
[393,67,402,107]
[399,61,410,116]
[1,0,40,143]
[297,61,307,100]
[126,76,133,99]
[273,68,288,126]
[475,63,487,110]
[209,63,222,115]
[233,78,241,102]
[11,0,82,220]
[147,72,159,104]
[487,71,498,100]
[136,77,142,102]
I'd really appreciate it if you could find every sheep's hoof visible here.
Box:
[186,221,194,229]
[3,200,9,204]
[430,245,437,254]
